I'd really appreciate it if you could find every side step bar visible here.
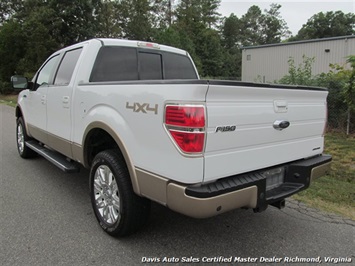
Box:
[25,140,80,173]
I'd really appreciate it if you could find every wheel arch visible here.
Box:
[15,105,31,137]
[81,122,140,195]
[15,105,22,118]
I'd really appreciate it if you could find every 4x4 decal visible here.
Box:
[126,102,158,115]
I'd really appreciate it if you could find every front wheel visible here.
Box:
[16,117,37,158]
[90,150,150,237]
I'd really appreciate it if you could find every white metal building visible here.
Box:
[241,35,355,83]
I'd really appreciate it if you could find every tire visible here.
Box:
[16,117,37,158]
[89,150,151,237]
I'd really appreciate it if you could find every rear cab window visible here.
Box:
[90,47,138,82]
[90,46,197,82]
[139,52,163,80]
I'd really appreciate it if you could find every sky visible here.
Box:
[218,0,355,36]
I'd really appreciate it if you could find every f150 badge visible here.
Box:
[126,102,158,115]
[215,125,236,132]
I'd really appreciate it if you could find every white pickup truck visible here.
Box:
[12,38,331,237]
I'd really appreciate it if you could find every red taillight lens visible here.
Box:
[165,106,205,127]
[169,131,205,153]
[165,105,205,154]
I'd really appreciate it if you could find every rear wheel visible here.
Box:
[16,117,37,158]
[90,150,150,237]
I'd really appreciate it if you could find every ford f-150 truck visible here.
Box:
[12,38,331,237]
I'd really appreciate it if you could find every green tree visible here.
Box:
[199,0,221,29]
[220,4,289,79]
[17,4,58,74]
[222,46,241,79]
[222,4,289,47]
[196,28,225,77]
[94,0,122,38]
[151,0,175,29]
[292,11,355,40]
[117,0,156,41]
[13,0,100,47]
[220,13,242,78]
[0,0,104,87]
[260,3,290,44]
[221,13,241,49]
[172,0,224,76]
[239,4,290,46]
[239,5,264,46]
[0,0,22,24]
[0,20,26,93]
[175,0,204,34]
[49,0,100,46]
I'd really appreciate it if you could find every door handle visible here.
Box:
[41,95,46,104]
[62,96,70,108]
[62,96,69,104]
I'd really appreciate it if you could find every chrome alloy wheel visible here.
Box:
[17,123,25,154]
[93,165,121,225]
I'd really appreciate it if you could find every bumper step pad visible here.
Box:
[185,155,332,211]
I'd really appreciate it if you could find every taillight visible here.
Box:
[165,105,205,154]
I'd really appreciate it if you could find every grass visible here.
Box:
[293,133,355,220]
[0,94,18,107]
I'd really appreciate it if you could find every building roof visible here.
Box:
[242,35,355,50]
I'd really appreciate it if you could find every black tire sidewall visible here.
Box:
[89,151,128,235]
[16,117,33,158]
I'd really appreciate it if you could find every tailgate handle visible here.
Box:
[274,100,288,113]
[273,120,290,130]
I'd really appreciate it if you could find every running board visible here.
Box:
[25,140,80,173]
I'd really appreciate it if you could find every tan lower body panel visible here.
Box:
[311,162,331,181]
[27,124,73,159]
[167,183,258,218]
[47,132,72,159]
[27,124,48,145]
[136,167,258,218]
[136,168,168,205]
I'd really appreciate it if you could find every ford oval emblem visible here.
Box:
[273,120,290,130]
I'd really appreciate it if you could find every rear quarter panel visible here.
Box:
[72,82,208,184]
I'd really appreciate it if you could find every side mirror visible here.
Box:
[11,75,28,90]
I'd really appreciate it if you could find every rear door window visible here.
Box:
[54,48,83,85]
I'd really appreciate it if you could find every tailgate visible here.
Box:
[204,81,328,183]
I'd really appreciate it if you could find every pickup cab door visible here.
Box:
[46,47,83,158]
[26,55,60,144]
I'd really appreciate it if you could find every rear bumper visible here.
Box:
[167,154,332,218]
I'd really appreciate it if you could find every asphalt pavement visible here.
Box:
[1,104,354,266]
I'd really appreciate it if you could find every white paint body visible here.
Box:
[18,39,328,185]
